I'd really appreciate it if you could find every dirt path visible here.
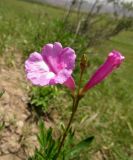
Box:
[0,52,38,160]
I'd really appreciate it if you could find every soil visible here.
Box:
[0,51,40,160]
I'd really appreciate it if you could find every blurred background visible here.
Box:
[0,0,133,159]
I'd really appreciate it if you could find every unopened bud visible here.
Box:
[80,54,88,71]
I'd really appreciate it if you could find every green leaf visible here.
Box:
[0,90,5,98]
[46,139,55,158]
[36,150,45,160]
[37,121,47,148]
[66,136,94,159]
[0,122,5,131]
[46,127,52,142]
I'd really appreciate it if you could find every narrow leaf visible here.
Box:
[66,136,94,159]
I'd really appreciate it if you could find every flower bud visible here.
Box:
[80,54,88,72]
[82,50,125,93]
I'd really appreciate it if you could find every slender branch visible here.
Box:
[55,97,79,159]
[55,59,86,159]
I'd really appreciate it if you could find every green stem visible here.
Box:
[77,70,84,93]
[55,64,85,159]
[55,97,80,159]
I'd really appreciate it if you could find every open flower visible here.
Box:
[25,42,76,90]
[82,50,125,93]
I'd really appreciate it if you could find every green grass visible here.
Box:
[0,0,133,159]
[0,0,65,55]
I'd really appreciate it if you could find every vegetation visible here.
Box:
[0,0,133,159]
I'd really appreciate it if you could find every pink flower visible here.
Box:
[25,42,76,90]
[82,50,125,92]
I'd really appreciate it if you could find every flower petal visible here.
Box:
[53,42,63,55]
[63,76,75,90]
[50,69,72,85]
[27,71,55,86]
[60,47,76,71]
[41,43,76,74]
[41,42,63,73]
[25,52,55,86]
[25,52,49,72]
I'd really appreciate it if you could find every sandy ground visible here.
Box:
[0,50,39,160]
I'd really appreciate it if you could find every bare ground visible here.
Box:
[0,50,40,160]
